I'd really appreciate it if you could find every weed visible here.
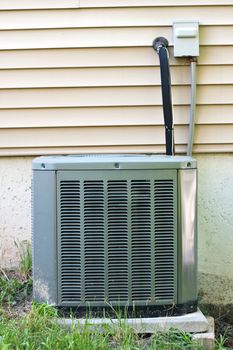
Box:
[215,333,228,350]
[0,271,32,307]
[0,271,227,350]
[0,303,111,350]
[14,240,32,279]
[0,302,208,350]
[147,329,203,350]
[0,240,32,309]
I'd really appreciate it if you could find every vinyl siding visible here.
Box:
[0,0,232,155]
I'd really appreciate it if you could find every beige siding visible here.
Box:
[79,1,233,7]
[0,1,232,155]
[0,0,232,10]
[0,27,232,50]
[1,105,232,128]
[0,7,232,29]
[0,47,232,68]
[0,66,232,88]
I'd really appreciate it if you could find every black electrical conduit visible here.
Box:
[152,37,175,156]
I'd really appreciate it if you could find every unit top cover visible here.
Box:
[32,154,197,171]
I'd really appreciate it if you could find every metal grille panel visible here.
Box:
[131,180,152,301]
[60,181,81,303]
[58,170,177,306]
[154,180,175,301]
[108,181,128,302]
[84,181,105,302]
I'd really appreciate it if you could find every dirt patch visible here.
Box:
[201,303,233,349]
[0,269,32,319]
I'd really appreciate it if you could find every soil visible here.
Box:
[201,303,233,349]
[216,319,233,349]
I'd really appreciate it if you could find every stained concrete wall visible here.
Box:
[0,154,232,304]
[197,154,233,305]
[0,157,33,266]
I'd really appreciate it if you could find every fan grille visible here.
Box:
[58,170,177,306]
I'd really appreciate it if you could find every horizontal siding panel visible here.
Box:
[0,125,188,148]
[196,85,233,105]
[0,46,232,69]
[0,1,81,10]
[0,7,232,30]
[199,46,233,65]
[0,27,173,50]
[0,48,188,69]
[0,124,232,149]
[80,0,233,8]
[0,106,188,128]
[196,125,233,144]
[1,144,233,157]
[196,105,233,124]
[0,0,232,10]
[197,66,233,84]
[194,144,233,153]
[0,66,190,88]
[0,145,186,156]
[0,86,190,108]
[0,85,232,109]
[0,105,231,129]
[0,26,232,50]
[0,65,232,88]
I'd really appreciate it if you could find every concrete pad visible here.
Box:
[192,317,215,350]
[59,309,209,334]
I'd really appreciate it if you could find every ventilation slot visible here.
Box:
[131,180,152,301]
[154,180,175,301]
[108,181,128,302]
[84,181,105,302]
[60,181,81,303]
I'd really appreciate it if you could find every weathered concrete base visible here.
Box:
[59,309,214,349]
[192,317,215,350]
[60,309,209,333]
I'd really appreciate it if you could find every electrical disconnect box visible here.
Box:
[173,21,199,57]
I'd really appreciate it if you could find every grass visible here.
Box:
[14,240,32,280]
[0,240,32,308]
[215,335,228,350]
[0,241,228,349]
[0,272,208,350]
[0,303,206,350]
[0,271,32,307]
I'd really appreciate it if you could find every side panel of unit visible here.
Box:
[32,170,58,304]
[177,169,197,305]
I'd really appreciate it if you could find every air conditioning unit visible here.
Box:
[32,37,198,317]
[32,154,197,317]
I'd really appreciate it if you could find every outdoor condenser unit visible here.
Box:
[32,37,198,317]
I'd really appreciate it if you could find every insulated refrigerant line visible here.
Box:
[152,37,175,156]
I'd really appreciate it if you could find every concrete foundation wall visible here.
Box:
[0,157,33,266]
[0,154,232,304]
[197,154,233,304]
